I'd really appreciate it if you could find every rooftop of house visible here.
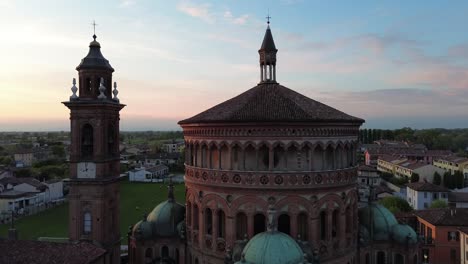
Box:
[414,208,468,226]
[448,192,468,203]
[406,181,450,192]
[358,164,379,172]
[0,239,106,264]
[436,156,468,164]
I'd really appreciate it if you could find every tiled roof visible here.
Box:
[0,240,106,264]
[358,165,379,172]
[436,156,468,164]
[414,208,468,226]
[406,182,450,192]
[178,83,364,124]
[449,192,468,203]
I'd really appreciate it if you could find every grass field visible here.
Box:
[0,181,185,244]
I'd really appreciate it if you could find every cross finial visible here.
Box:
[91,20,98,40]
[266,10,271,25]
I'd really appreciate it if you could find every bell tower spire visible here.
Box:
[258,15,278,83]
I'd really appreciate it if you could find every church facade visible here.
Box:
[128,23,420,264]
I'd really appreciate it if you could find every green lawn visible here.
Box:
[0,181,185,244]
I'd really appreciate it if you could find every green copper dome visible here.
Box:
[391,224,418,244]
[237,231,305,264]
[358,204,398,240]
[147,200,185,237]
[132,220,153,240]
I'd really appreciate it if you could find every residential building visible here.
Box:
[434,156,468,175]
[407,181,450,210]
[135,152,180,167]
[460,228,468,264]
[365,145,451,166]
[357,165,381,186]
[162,140,184,153]
[448,192,468,208]
[128,165,169,182]
[13,150,34,167]
[378,155,445,182]
[414,208,468,264]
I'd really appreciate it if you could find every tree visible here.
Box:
[430,199,448,208]
[379,196,413,213]
[443,171,451,188]
[454,171,465,189]
[410,173,420,183]
[51,145,65,159]
[433,171,442,185]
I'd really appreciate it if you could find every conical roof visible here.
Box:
[259,26,277,52]
[178,83,364,124]
[76,35,114,72]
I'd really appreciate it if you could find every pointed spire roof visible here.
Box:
[259,26,277,52]
[76,35,114,72]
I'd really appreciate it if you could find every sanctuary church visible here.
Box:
[0,20,420,264]
[127,21,421,264]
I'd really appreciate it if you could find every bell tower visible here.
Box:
[63,32,124,264]
[258,17,278,83]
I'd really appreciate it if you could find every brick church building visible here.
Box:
[128,22,421,264]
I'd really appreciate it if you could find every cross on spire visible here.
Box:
[91,20,98,40]
[266,12,271,25]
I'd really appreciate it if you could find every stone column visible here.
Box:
[212,209,219,249]
[309,147,313,171]
[227,146,232,170]
[218,148,222,169]
[260,66,263,81]
[339,211,346,249]
[208,148,212,169]
[322,150,326,170]
[273,65,276,81]
[247,214,254,238]
[226,215,235,244]
[332,148,336,169]
[290,213,298,239]
[269,65,272,80]
[199,208,204,248]
[264,66,267,81]
[241,148,246,170]
[255,148,259,171]
[283,146,288,170]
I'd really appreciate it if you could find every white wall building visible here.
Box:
[128,165,169,182]
[407,181,450,210]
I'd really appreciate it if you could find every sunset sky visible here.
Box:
[1,0,468,131]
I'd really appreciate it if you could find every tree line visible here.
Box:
[359,127,468,154]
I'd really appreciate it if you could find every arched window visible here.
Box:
[313,145,324,171]
[145,248,153,262]
[320,211,327,240]
[217,210,225,238]
[325,146,334,170]
[236,212,247,239]
[86,77,92,92]
[220,145,229,169]
[81,124,93,158]
[332,209,339,238]
[193,205,199,230]
[209,145,218,169]
[107,124,116,156]
[286,145,299,170]
[278,214,290,235]
[83,211,92,234]
[244,145,256,170]
[161,246,169,258]
[205,208,212,235]
[273,145,284,169]
[254,213,266,235]
[232,145,241,170]
[376,251,386,264]
[297,213,308,240]
[258,145,269,170]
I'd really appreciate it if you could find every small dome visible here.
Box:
[147,200,185,237]
[391,224,418,244]
[358,204,398,240]
[76,36,114,72]
[132,220,153,240]
[237,231,305,264]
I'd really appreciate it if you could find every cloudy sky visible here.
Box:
[0,0,468,131]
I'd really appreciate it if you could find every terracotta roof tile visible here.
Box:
[179,83,364,124]
[0,240,106,264]
[406,182,450,192]
[414,208,468,226]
